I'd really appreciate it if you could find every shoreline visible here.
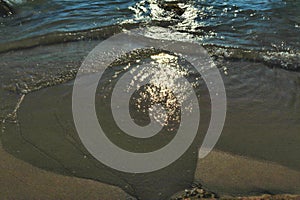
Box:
[1,138,299,199]
[1,0,300,199]
[0,35,299,200]
[172,150,300,199]
[0,141,131,200]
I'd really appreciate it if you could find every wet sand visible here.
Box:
[1,142,300,199]
[196,150,300,196]
[0,142,130,200]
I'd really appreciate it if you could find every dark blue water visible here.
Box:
[0,0,299,50]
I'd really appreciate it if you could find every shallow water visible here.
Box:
[0,0,300,199]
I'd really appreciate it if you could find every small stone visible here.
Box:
[197,188,205,194]
[190,188,198,196]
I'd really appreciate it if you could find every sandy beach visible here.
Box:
[0,142,130,200]
[1,138,300,200]
[1,0,300,199]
